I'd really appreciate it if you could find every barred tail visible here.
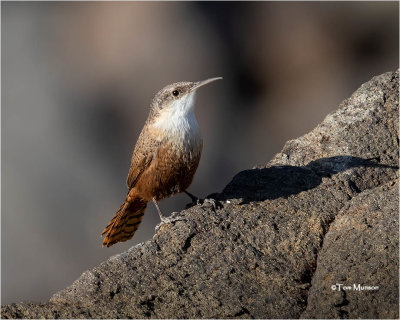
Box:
[101,190,147,247]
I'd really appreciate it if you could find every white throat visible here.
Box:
[152,92,201,149]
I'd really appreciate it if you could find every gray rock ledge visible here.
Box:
[2,70,399,319]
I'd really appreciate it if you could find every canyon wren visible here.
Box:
[101,77,222,247]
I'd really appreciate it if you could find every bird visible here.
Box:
[101,77,222,247]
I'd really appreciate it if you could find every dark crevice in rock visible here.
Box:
[300,263,316,286]
[109,285,121,300]
[140,295,156,317]
[338,309,349,318]
[300,218,336,309]
[182,233,196,253]
[334,291,350,318]
[233,307,252,318]
[348,180,361,194]
[334,292,350,308]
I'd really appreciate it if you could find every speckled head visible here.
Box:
[149,77,222,119]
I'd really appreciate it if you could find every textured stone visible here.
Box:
[2,70,398,319]
[301,180,399,319]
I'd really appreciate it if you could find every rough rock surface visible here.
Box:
[2,71,399,319]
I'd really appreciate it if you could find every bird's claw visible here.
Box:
[155,212,186,231]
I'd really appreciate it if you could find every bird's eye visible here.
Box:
[172,90,179,97]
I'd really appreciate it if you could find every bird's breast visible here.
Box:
[151,109,202,155]
[138,113,203,200]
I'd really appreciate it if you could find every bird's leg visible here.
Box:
[184,190,202,209]
[153,198,186,230]
[184,190,198,202]
[152,198,167,222]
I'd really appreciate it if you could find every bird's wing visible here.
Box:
[126,127,161,189]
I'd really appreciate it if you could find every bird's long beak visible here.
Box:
[192,77,223,91]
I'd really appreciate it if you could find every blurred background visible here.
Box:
[2,2,398,304]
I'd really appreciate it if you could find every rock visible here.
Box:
[301,180,398,319]
[2,70,398,319]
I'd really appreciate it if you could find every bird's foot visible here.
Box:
[185,199,203,209]
[155,212,186,231]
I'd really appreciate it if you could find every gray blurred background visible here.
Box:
[2,2,398,304]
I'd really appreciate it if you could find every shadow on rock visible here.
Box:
[209,156,398,203]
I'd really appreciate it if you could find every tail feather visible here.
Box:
[102,191,147,247]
